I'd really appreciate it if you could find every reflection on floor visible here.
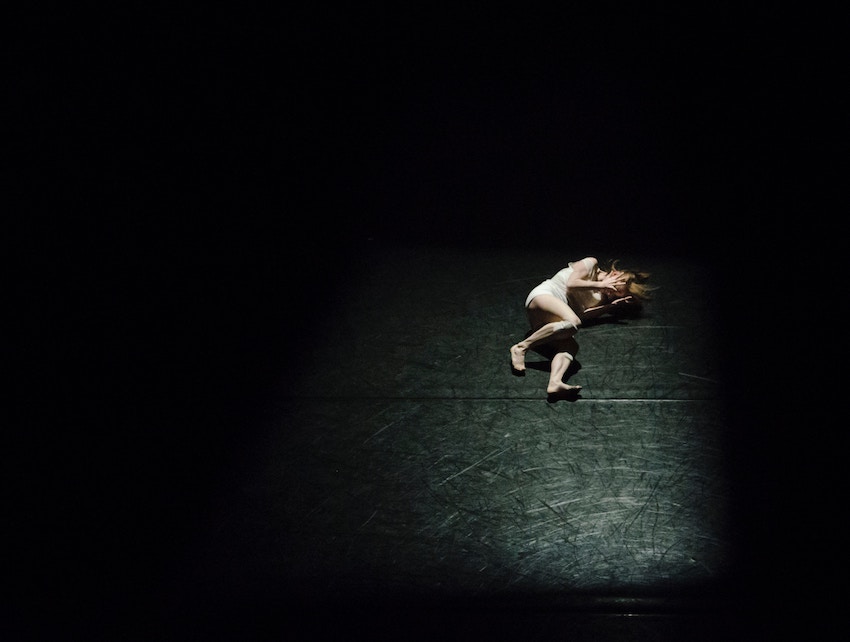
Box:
[165,246,748,639]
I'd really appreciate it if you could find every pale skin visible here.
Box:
[510,257,636,398]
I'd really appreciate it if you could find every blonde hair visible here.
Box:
[607,259,653,303]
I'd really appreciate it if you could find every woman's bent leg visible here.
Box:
[510,294,581,372]
[547,352,582,396]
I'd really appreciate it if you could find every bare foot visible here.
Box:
[510,344,526,373]
[546,382,582,402]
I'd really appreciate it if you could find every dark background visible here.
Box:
[10,5,836,637]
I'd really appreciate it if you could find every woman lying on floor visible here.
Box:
[509,256,652,400]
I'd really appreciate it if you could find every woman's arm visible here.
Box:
[581,296,639,320]
[567,257,625,291]
[566,257,599,289]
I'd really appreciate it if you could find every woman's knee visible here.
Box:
[552,318,580,333]
[552,336,579,358]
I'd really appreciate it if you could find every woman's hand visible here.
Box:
[598,272,627,291]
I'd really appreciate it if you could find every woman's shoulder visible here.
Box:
[568,257,597,274]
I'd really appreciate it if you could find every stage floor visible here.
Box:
[162,246,748,639]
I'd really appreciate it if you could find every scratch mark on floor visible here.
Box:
[439,447,510,486]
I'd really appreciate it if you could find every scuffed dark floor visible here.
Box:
[161,246,744,639]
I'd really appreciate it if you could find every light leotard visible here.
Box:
[524,258,598,308]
